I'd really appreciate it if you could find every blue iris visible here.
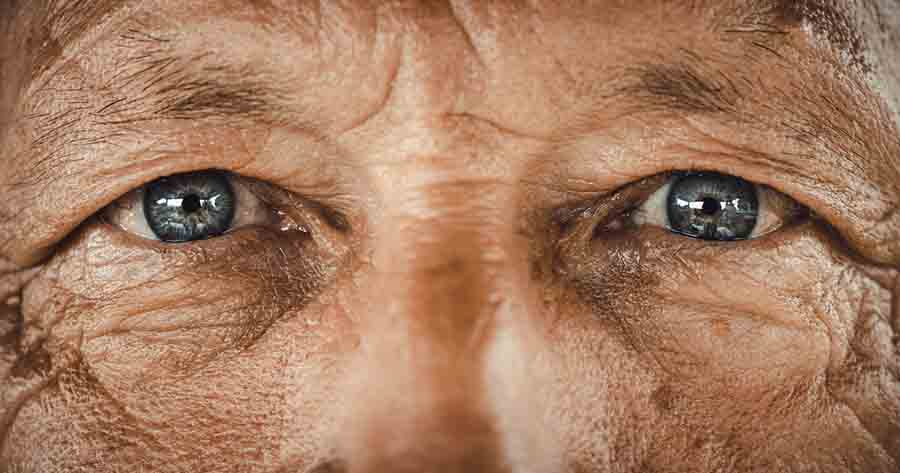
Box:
[143,171,236,243]
[666,172,759,241]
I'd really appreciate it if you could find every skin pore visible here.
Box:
[1,0,900,471]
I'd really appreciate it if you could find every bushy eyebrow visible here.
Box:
[603,0,896,175]
[95,39,287,125]
[17,0,282,129]
[26,0,873,125]
[28,0,871,82]
[11,26,290,186]
[617,54,744,116]
[153,77,277,122]
[584,52,888,203]
[17,0,889,171]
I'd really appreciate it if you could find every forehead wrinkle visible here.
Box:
[668,0,878,73]
[28,0,140,83]
[764,0,867,66]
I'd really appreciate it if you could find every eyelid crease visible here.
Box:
[0,261,41,304]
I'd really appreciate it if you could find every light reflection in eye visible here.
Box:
[143,171,237,243]
[104,171,278,243]
[632,172,799,241]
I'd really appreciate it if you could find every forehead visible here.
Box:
[8,1,898,112]
[15,1,895,75]
[21,1,882,33]
[16,0,885,55]
[7,0,900,131]
[17,1,897,84]
[5,0,897,141]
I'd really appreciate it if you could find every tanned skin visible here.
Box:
[1,1,900,472]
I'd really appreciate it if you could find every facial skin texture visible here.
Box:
[2,0,900,472]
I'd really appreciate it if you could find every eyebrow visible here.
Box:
[20,0,285,129]
[24,28,293,163]
[611,49,891,185]
[607,0,894,167]
[25,0,868,125]
[95,45,286,125]
[18,0,890,178]
[616,53,744,116]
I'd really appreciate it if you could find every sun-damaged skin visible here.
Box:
[1,1,900,472]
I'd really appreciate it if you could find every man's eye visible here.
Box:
[632,171,804,241]
[105,171,276,243]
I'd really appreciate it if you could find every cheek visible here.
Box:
[0,261,50,464]
[6,211,898,472]
[1,225,353,472]
[544,222,898,471]
[266,289,359,468]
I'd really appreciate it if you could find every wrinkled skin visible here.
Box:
[2,1,900,472]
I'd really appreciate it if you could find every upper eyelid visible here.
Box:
[570,170,809,230]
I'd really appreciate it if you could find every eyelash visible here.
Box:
[557,171,809,243]
[103,171,310,244]
[635,172,808,241]
[102,167,810,258]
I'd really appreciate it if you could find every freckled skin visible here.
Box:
[1,1,900,472]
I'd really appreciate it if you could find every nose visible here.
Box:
[339,184,528,473]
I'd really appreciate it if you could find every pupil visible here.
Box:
[182,194,202,214]
[700,197,720,216]
[665,172,759,242]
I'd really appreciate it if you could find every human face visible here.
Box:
[2,1,899,472]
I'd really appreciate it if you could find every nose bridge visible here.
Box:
[342,182,515,473]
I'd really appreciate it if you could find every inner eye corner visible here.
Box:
[593,215,628,237]
[321,207,352,233]
[554,175,673,240]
